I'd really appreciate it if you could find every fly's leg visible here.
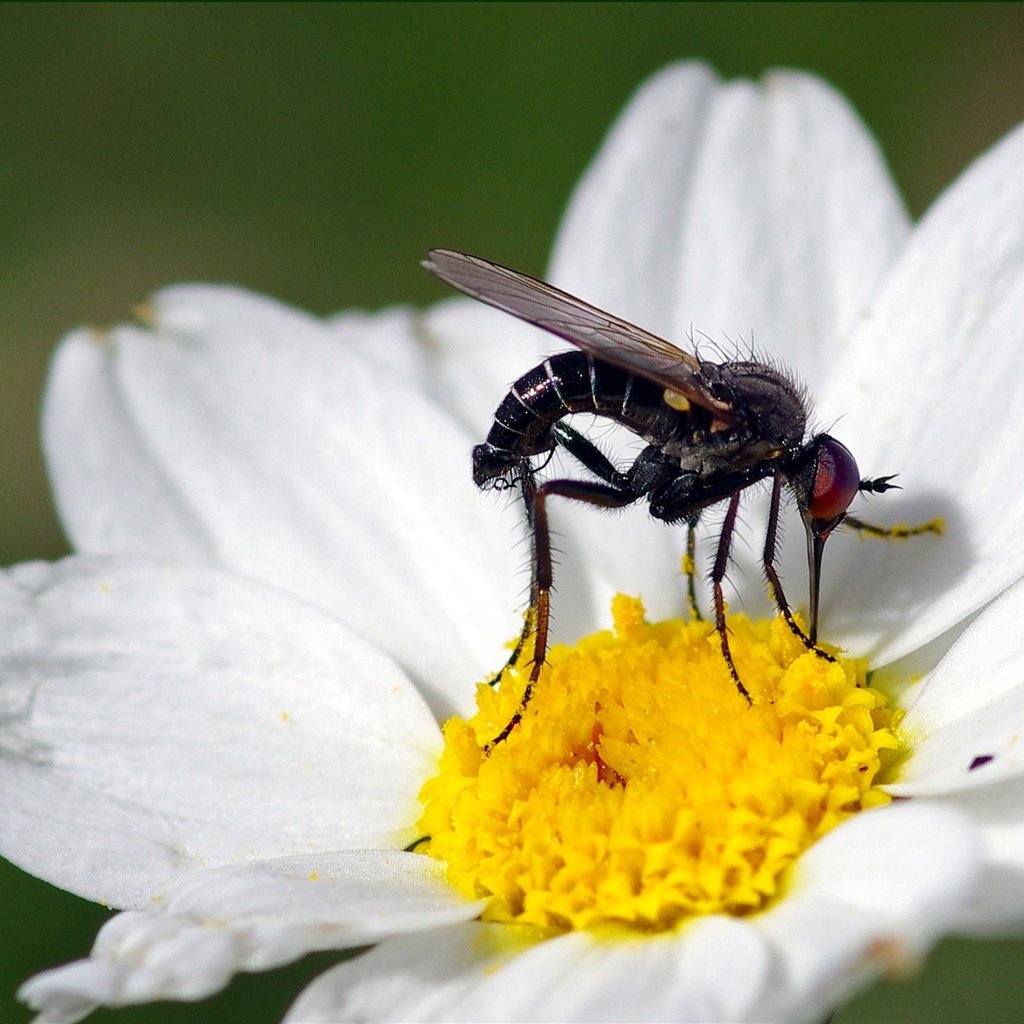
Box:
[552,422,629,487]
[650,461,782,702]
[485,602,536,687]
[485,424,638,752]
[485,426,629,692]
[684,520,703,621]
[763,475,836,660]
[484,474,639,753]
[711,490,751,704]
[843,516,943,540]
[484,465,540,689]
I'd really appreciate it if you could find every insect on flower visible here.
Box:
[424,249,937,748]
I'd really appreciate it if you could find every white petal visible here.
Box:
[752,802,982,1021]
[20,851,481,1024]
[550,62,910,391]
[952,815,1024,935]
[0,557,438,906]
[292,785,976,1024]
[44,286,520,716]
[817,119,1024,663]
[18,959,118,1024]
[887,588,1024,936]
[287,916,768,1024]
[912,768,1024,934]
[886,578,1024,797]
[285,922,518,1023]
[468,917,768,1024]
[332,296,555,440]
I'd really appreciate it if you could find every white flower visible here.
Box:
[5,61,1024,1023]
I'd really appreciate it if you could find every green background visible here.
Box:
[2,4,1023,1022]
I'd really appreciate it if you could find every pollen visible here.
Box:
[662,388,692,412]
[417,596,901,933]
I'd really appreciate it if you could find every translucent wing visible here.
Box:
[423,249,735,418]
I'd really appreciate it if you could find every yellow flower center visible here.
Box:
[417,595,900,933]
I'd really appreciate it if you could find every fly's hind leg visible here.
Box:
[485,606,536,688]
[486,473,640,752]
[485,425,640,752]
[484,464,541,690]
[485,424,629,692]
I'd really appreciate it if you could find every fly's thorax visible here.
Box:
[659,360,807,476]
[716,360,808,450]
[667,434,791,477]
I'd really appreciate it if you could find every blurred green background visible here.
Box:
[3,4,1023,1022]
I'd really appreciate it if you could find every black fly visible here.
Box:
[424,249,930,749]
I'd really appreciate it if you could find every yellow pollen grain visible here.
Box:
[417,595,901,934]
[662,388,691,412]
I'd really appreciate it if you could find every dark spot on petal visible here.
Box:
[969,754,994,771]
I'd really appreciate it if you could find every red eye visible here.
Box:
[808,437,860,521]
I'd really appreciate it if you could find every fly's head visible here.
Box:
[789,434,900,641]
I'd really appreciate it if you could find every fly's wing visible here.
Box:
[423,249,736,419]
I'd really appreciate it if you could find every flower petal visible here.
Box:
[816,119,1024,663]
[752,802,982,1021]
[44,286,520,715]
[546,62,911,616]
[550,62,910,391]
[334,294,608,648]
[884,585,1024,937]
[331,296,555,441]
[933,778,1024,936]
[0,557,438,906]
[20,851,481,1024]
[286,916,769,1023]
[886,577,1024,797]
[952,814,1024,935]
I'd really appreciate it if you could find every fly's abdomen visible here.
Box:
[473,351,676,487]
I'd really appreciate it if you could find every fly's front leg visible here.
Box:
[762,475,836,661]
[843,515,943,540]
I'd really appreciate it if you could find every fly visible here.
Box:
[423,249,937,749]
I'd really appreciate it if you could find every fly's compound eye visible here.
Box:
[808,436,860,521]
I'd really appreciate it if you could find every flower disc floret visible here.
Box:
[418,595,901,933]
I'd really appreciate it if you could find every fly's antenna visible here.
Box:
[860,474,900,494]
